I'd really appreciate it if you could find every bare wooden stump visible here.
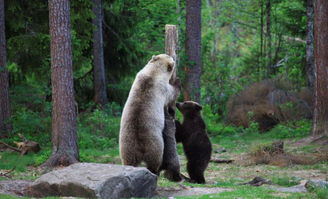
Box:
[165,24,178,84]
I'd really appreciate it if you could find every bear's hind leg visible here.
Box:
[144,153,162,175]
[121,150,141,167]
[187,161,206,184]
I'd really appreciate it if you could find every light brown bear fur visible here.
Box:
[119,54,179,174]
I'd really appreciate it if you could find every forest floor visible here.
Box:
[0,131,327,199]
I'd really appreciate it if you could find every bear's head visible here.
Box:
[148,54,175,81]
[176,101,202,118]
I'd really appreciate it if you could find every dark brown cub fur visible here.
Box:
[160,107,182,181]
[175,101,212,184]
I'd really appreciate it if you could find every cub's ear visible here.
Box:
[195,103,203,111]
[151,55,160,62]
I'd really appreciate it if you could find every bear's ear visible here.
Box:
[151,55,160,62]
[167,63,173,72]
[195,103,203,111]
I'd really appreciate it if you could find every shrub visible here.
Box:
[78,109,121,150]
[266,119,311,139]
[271,176,301,187]
[10,107,51,145]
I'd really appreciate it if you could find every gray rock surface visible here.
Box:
[214,148,227,153]
[268,180,308,193]
[156,186,232,197]
[305,180,328,191]
[27,163,157,199]
[270,184,307,193]
[0,180,32,196]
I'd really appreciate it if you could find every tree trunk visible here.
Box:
[93,0,108,107]
[266,0,272,75]
[306,0,315,88]
[165,24,178,83]
[185,0,202,102]
[43,0,79,168]
[312,0,328,139]
[0,0,11,138]
[260,0,264,76]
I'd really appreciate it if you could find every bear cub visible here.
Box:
[175,101,212,184]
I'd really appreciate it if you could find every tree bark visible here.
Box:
[260,0,264,75]
[0,0,11,138]
[93,0,108,107]
[306,0,315,88]
[312,0,328,138]
[266,0,272,75]
[43,0,79,168]
[165,24,178,83]
[185,0,202,102]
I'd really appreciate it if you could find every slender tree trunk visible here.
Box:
[306,0,315,88]
[0,0,11,138]
[208,0,220,63]
[165,24,179,110]
[259,0,264,78]
[312,0,328,140]
[266,0,272,75]
[43,0,79,168]
[185,0,202,102]
[93,0,108,107]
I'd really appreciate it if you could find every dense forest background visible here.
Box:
[1,1,328,198]
[0,0,326,164]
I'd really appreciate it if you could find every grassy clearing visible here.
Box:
[1,120,327,198]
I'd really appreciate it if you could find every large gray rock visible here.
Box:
[27,163,157,199]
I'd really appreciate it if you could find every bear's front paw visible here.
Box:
[173,78,182,91]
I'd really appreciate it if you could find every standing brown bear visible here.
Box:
[175,101,212,184]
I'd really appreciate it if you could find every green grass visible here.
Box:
[0,152,36,172]
[175,185,317,199]
[271,176,301,187]
[314,187,328,199]
[1,118,327,199]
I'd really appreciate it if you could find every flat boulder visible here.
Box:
[26,163,157,199]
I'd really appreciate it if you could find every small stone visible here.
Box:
[214,148,227,153]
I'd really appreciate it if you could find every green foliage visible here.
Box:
[314,187,328,199]
[80,148,119,163]
[271,176,301,187]
[10,108,51,144]
[200,0,308,115]
[78,108,121,150]
[33,149,52,166]
[0,152,36,172]
[266,120,311,139]
[8,83,52,145]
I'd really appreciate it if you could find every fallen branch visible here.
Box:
[239,176,272,186]
[0,167,15,179]
[210,159,234,164]
[0,141,21,153]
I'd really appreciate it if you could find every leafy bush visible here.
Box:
[78,109,121,150]
[266,119,311,139]
[10,108,51,144]
[33,149,51,166]
[271,176,301,187]
[315,187,328,199]
[0,152,36,172]
[202,105,244,135]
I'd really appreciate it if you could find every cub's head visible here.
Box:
[176,101,202,118]
[148,54,175,81]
